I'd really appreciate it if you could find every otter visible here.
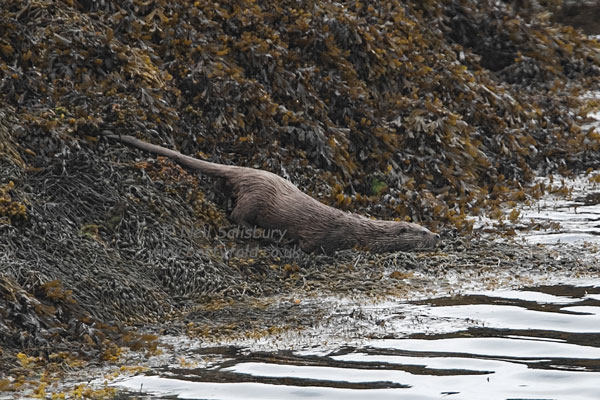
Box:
[105,134,440,254]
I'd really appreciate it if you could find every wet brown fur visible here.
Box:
[107,135,440,254]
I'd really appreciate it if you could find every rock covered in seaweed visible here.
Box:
[1,0,600,375]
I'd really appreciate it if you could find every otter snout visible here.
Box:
[393,221,440,251]
[430,232,441,247]
[420,230,441,249]
[413,223,441,248]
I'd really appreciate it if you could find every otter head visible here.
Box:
[395,221,440,251]
[364,220,440,253]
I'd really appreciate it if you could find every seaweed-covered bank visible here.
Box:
[1,0,600,396]
[3,236,600,398]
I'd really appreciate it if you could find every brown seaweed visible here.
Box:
[1,0,600,388]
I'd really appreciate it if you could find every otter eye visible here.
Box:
[399,227,408,233]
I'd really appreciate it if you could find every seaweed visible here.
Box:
[1,0,600,387]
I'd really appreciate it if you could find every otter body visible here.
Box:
[108,135,439,254]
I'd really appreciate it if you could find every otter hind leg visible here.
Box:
[230,201,258,227]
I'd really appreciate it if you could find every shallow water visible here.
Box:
[109,175,600,400]
[109,161,600,400]
[114,281,600,400]
[518,175,600,245]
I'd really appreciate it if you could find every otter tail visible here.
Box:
[105,134,235,178]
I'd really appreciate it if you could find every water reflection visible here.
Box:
[115,283,600,400]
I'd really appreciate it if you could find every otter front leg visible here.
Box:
[297,238,313,254]
[297,238,332,255]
